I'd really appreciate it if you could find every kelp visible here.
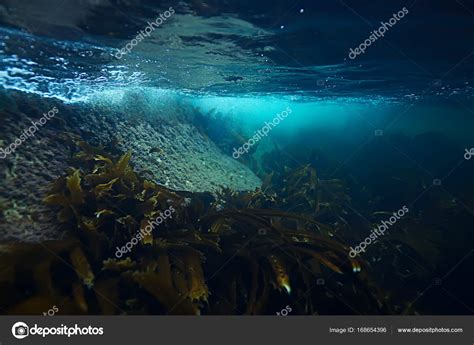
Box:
[0,240,92,314]
[0,140,388,315]
[257,146,447,314]
[199,205,385,314]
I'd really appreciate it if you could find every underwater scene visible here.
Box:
[0,0,473,316]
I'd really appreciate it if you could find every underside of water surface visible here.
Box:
[0,0,473,316]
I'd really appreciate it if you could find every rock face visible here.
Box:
[0,90,261,242]
[114,121,261,192]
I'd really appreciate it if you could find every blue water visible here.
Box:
[1,1,473,144]
[0,0,474,315]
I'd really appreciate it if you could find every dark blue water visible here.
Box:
[0,0,473,315]
[1,1,473,95]
[1,1,473,140]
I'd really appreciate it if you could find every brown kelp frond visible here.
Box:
[66,169,85,204]
[258,151,352,225]
[215,163,351,244]
[197,200,383,313]
[70,246,95,287]
[0,240,91,314]
[267,254,291,293]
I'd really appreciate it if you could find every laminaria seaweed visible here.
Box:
[0,137,388,315]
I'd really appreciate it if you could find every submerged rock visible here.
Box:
[0,90,261,242]
[112,119,260,193]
